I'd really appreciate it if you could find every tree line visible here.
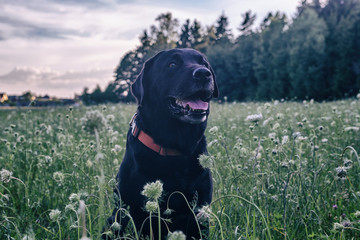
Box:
[81,0,360,104]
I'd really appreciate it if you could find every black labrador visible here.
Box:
[104,48,218,240]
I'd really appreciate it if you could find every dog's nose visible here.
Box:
[193,67,211,81]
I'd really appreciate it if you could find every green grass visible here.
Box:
[1,99,360,239]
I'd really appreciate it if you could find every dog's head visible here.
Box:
[131,48,218,124]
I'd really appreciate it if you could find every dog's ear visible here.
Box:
[131,53,158,105]
[209,65,219,98]
[131,51,166,104]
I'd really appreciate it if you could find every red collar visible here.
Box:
[130,113,182,156]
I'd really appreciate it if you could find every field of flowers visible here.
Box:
[1,99,360,239]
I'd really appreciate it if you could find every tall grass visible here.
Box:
[0,99,359,239]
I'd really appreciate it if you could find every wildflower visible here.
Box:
[297,122,303,128]
[114,144,122,152]
[272,122,280,130]
[141,180,163,201]
[357,93,360,99]
[292,132,301,139]
[0,169,13,183]
[276,113,283,119]
[245,113,263,122]
[198,154,213,169]
[332,204,338,209]
[167,231,186,240]
[263,117,273,126]
[268,132,276,141]
[49,209,61,222]
[80,110,107,134]
[354,211,360,218]
[335,166,347,179]
[344,126,359,132]
[282,135,289,145]
[86,160,93,168]
[145,201,158,212]
[53,171,65,184]
[321,138,328,143]
[196,205,211,224]
[106,114,115,122]
[208,126,218,135]
[69,193,80,202]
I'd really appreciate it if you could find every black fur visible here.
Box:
[104,48,218,240]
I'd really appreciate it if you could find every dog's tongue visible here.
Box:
[182,99,208,110]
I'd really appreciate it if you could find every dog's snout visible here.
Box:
[193,67,211,81]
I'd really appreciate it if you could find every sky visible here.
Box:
[0,0,302,98]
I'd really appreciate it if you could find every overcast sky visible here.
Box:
[0,0,301,98]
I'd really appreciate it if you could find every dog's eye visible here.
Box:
[169,62,177,68]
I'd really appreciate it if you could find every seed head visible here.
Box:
[110,221,121,231]
[141,180,163,201]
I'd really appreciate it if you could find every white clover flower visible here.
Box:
[245,113,263,122]
[167,231,186,240]
[49,209,61,222]
[114,144,122,152]
[354,210,360,218]
[53,171,65,184]
[281,135,289,145]
[272,122,280,130]
[141,180,163,201]
[268,132,276,141]
[86,160,93,168]
[80,110,107,134]
[198,154,213,169]
[145,201,158,212]
[0,169,13,183]
[208,126,218,135]
[276,113,283,119]
[357,93,360,99]
[196,205,211,224]
[344,126,359,132]
[106,114,115,122]
[264,117,274,126]
[69,193,80,202]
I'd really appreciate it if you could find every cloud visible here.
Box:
[0,66,113,97]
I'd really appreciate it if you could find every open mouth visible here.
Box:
[168,91,211,124]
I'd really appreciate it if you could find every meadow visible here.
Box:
[0,99,360,240]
